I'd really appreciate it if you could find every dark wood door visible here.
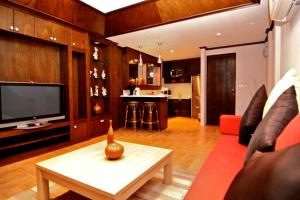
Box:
[207,53,236,125]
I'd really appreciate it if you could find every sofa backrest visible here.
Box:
[275,115,300,150]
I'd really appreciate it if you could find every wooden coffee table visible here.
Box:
[36,141,173,200]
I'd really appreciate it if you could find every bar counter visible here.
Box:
[120,95,168,130]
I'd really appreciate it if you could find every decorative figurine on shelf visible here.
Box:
[93,67,98,79]
[90,70,93,78]
[105,120,124,160]
[90,87,93,97]
[93,47,99,60]
[93,103,102,115]
[101,69,106,80]
[94,85,99,96]
[102,86,107,97]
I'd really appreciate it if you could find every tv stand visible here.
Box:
[16,122,52,130]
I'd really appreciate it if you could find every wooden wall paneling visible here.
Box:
[7,0,105,35]
[71,29,87,50]
[108,45,123,129]
[0,5,13,32]
[105,0,259,36]
[0,34,60,83]
[13,10,35,36]
[59,47,70,120]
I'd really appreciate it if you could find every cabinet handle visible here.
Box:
[74,125,77,129]
[14,27,19,32]
[10,25,14,30]
[72,42,76,46]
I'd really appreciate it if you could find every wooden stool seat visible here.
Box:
[141,102,160,131]
[124,101,141,131]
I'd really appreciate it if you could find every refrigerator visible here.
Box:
[191,75,201,119]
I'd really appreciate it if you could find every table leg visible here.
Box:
[36,168,50,200]
[163,158,173,185]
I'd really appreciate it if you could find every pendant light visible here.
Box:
[157,42,162,64]
[138,45,143,66]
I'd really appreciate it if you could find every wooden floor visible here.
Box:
[0,117,219,199]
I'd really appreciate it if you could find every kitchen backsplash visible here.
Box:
[163,83,192,99]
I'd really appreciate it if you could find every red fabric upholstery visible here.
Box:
[220,115,242,135]
[184,135,247,200]
[275,115,300,150]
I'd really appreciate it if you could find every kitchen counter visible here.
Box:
[120,95,168,130]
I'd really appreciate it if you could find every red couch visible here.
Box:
[184,114,300,200]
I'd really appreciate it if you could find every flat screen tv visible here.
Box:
[0,82,65,129]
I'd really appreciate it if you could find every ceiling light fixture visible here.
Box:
[216,32,222,36]
[138,45,143,66]
[170,49,174,53]
[157,42,162,64]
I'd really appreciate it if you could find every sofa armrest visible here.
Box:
[220,115,242,135]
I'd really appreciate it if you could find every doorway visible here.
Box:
[207,53,236,125]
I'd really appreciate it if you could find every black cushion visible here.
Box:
[225,143,300,200]
[245,86,298,161]
[239,85,267,145]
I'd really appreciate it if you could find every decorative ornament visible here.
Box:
[93,47,99,60]
[93,68,98,79]
[94,85,99,96]
[90,87,93,97]
[93,103,102,115]
[101,69,106,79]
[102,86,107,97]
[105,120,124,160]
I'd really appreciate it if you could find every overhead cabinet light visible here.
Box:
[269,0,300,22]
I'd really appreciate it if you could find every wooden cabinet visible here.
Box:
[163,58,200,83]
[71,29,87,50]
[0,5,13,32]
[71,122,88,141]
[168,99,191,117]
[35,17,70,45]
[90,118,109,135]
[0,5,34,37]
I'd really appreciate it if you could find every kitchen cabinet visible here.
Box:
[168,99,191,117]
[35,17,70,45]
[71,29,87,50]
[163,58,200,83]
[0,5,34,37]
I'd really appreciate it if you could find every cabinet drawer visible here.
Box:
[71,122,88,141]
[90,118,109,135]
[52,22,70,45]
[35,17,52,41]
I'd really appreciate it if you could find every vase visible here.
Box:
[93,103,102,115]
[105,120,124,160]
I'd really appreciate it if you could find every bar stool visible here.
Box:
[141,102,160,131]
[124,101,141,131]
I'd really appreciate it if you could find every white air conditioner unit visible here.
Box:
[269,0,300,22]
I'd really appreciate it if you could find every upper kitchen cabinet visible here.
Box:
[35,17,70,45]
[0,5,34,37]
[71,29,87,50]
[163,58,200,83]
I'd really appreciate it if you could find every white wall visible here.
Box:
[206,44,268,115]
[163,83,192,99]
[280,10,300,75]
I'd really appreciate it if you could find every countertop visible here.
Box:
[120,94,170,98]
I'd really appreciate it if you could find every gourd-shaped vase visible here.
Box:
[105,120,124,160]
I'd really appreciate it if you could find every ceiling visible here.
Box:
[107,0,269,61]
[80,0,145,13]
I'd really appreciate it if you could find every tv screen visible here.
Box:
[0,83,65,123]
